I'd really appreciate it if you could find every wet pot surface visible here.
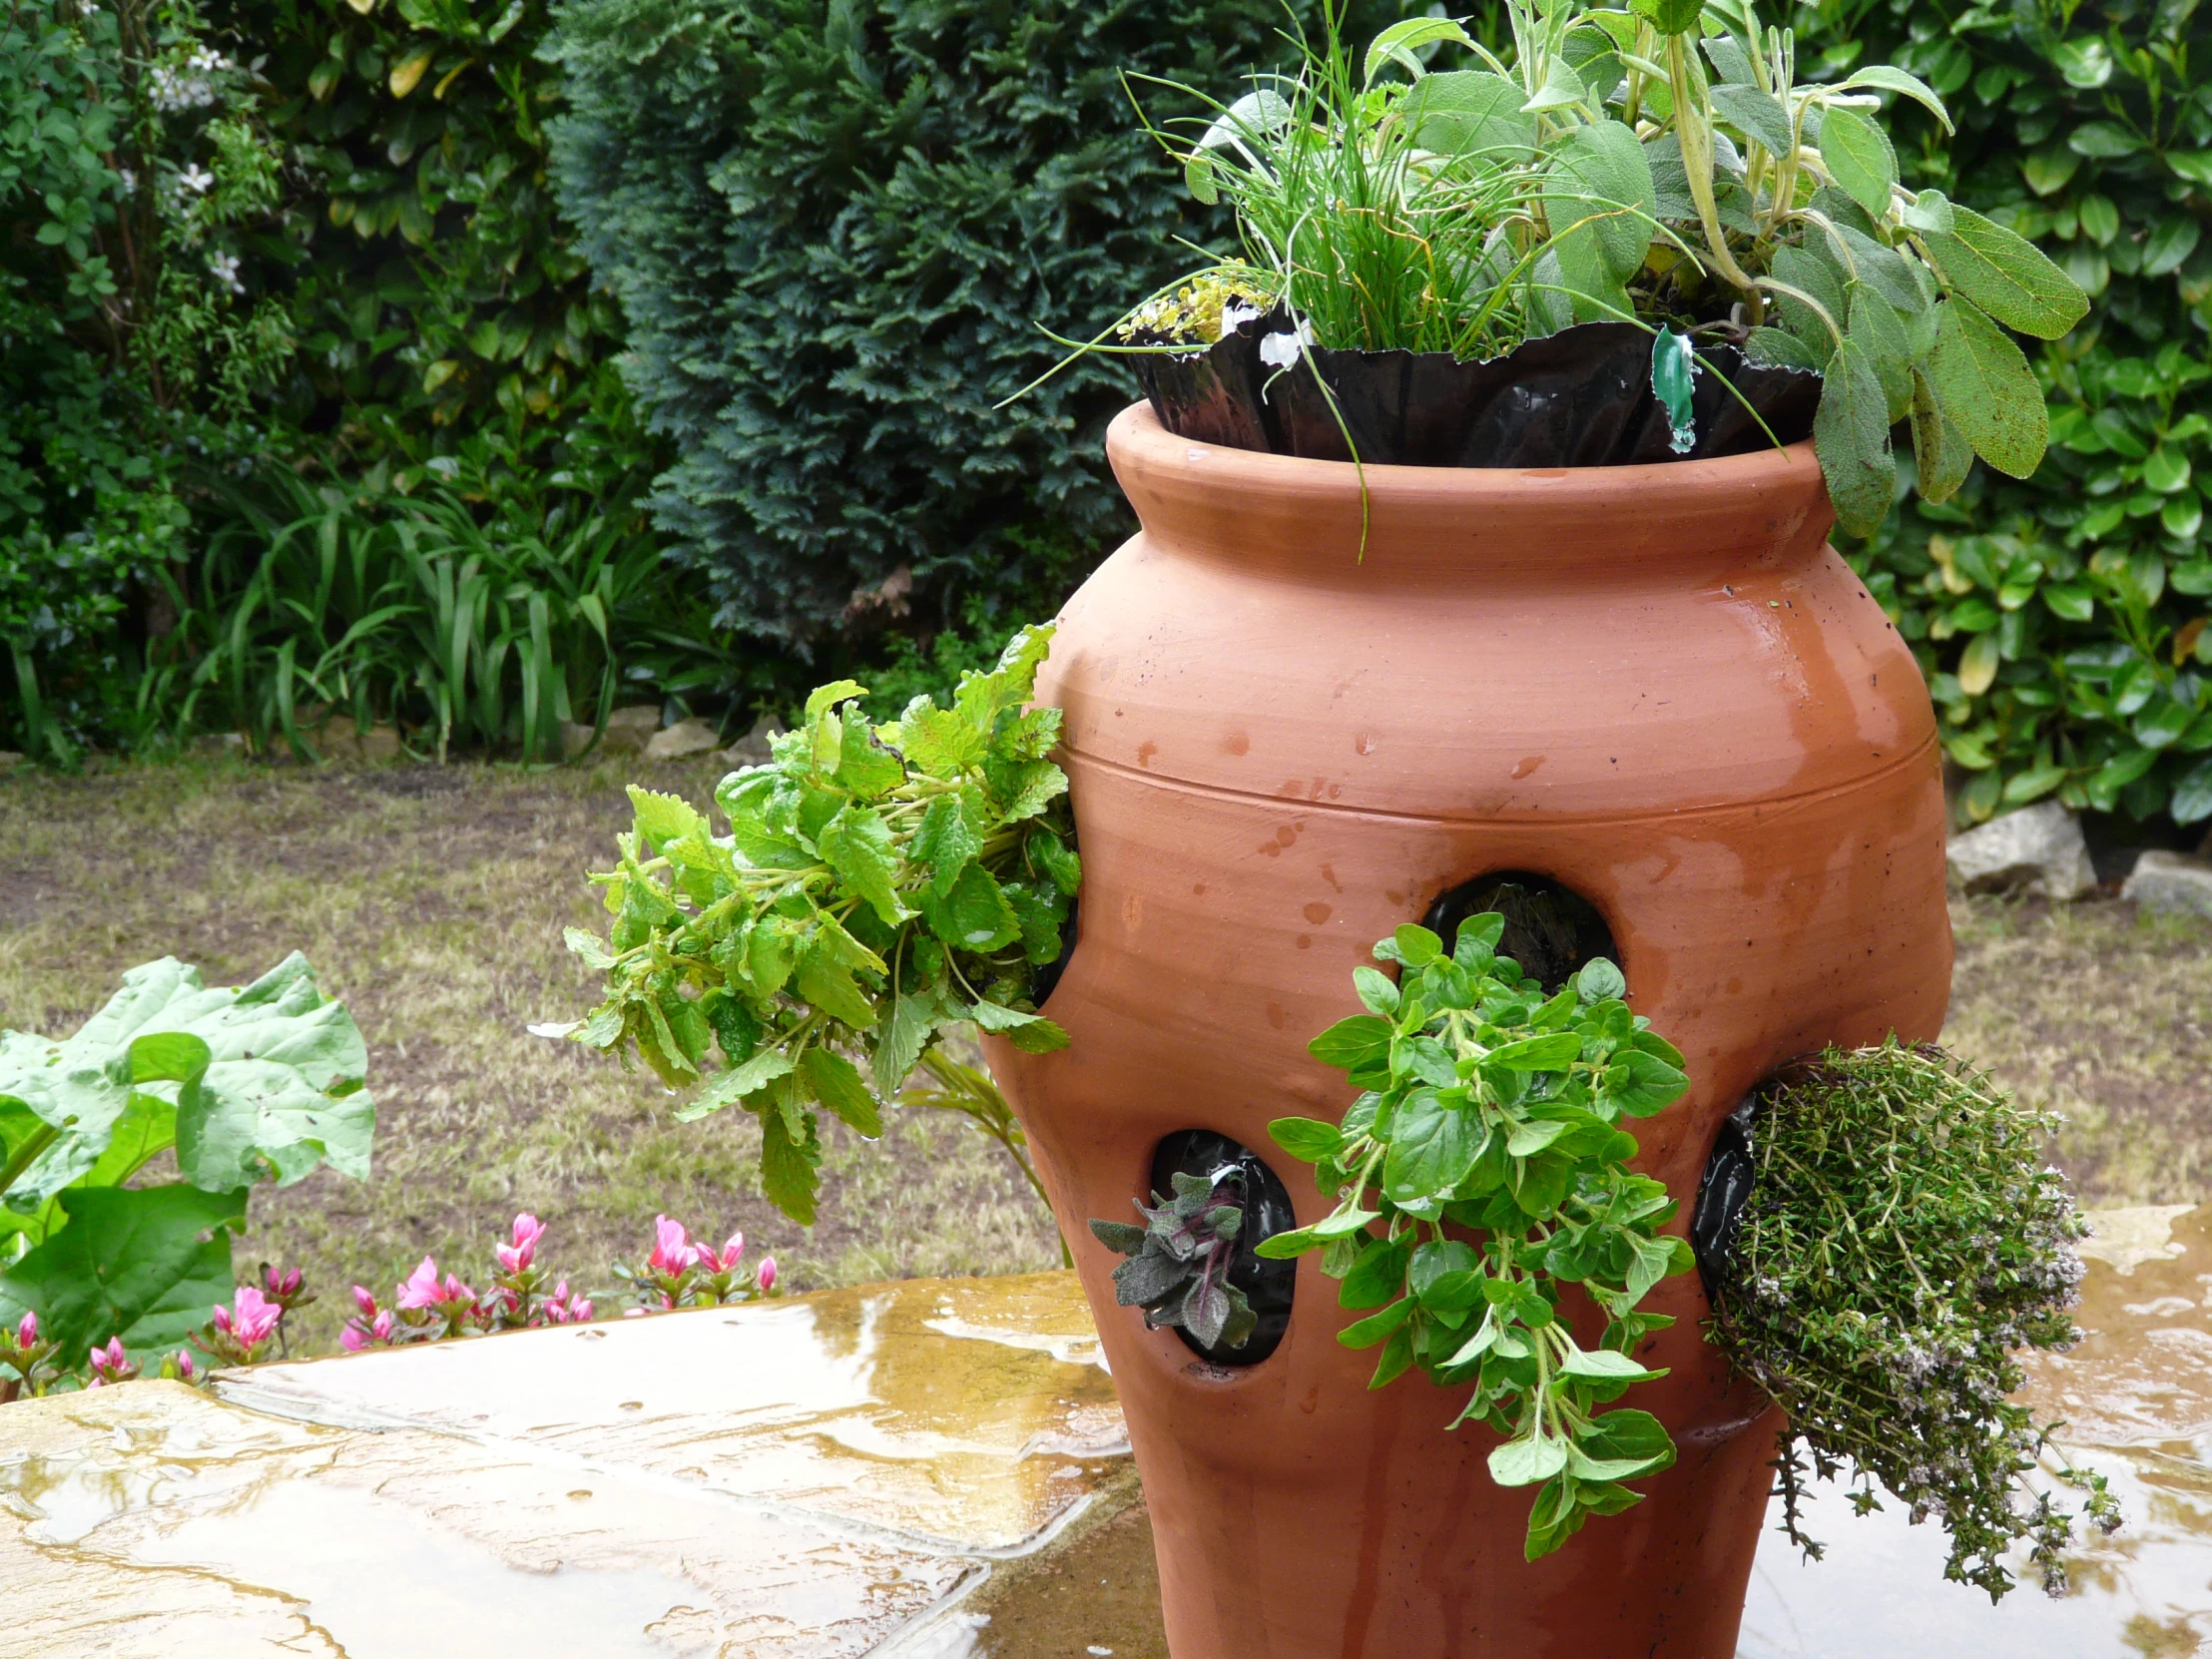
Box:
[987,404,1951,1659]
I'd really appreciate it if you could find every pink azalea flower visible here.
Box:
[263,1265,303,1300]
[647,1216,699,1277]
[224,1286,281,1348]
[395,1257,474,1311]
[352,1285,378,1318]
[698,1231,745,1275]
[755,1256,778,1294]
[371,1309,394,1342]
[496,1212,546,1275]
[15,1311,35,1349]
[340,1325,367,1353]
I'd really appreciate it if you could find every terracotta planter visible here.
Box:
[986,403,1951,1659]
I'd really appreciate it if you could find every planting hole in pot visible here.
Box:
[1692,1100,1757,1300]
[1028,895,1078,1010]
[1146,1130,1298,1367]
[1421,871,1618,994]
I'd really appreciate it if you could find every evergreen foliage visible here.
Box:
[541,0,1376,649]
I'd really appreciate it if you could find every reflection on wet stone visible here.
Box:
[12,1218,2212,1657]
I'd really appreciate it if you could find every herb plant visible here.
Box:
[0,954,374,1365]
[1091,1171,1259,1352]
[1707,1041,2119,1600]
[567,625,1077,1225]
[1125,0,2088,533]
[1259,914,1696,1560]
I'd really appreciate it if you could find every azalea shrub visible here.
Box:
[339,1211,774,1353]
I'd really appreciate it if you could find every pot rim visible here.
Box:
[1105,401,1836,582]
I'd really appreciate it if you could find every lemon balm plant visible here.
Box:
[563,627,1076,1223]
[1108,0,2089,532]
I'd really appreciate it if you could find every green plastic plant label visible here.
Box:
[1651,327,1698,455]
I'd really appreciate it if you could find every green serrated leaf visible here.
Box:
[758,1095,822,1224]
[799,1047,881,1137]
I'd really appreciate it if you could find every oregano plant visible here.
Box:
[1259,913,1696,1560]
[564,626,1078,1223]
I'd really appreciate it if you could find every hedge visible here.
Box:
[541,0,1385,650]
[1807,0,2212,829]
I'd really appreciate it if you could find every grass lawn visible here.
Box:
[2,759,2206,1353]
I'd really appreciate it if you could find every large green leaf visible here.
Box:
[1909,367,1975,504]
[1813,337,1898,537]
[0,1184,246,1363]
[1847,281,1914,422]
[1407,71,1536,164]
[1926,297,2049,478]
[1542,119,1657,285]
[0,955,373,1221]
[1921,204,2090,339]
[1819,106,1897,220]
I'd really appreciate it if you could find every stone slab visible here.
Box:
[0,1273,1126,1656]
[13,1219,2212,1658]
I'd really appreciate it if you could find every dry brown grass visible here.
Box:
[0,758,1060,1352]
[3,759,2205,1354]
[1942,892,2212,1208]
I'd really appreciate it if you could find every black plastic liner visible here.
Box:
[1149,1129,1298,1368]
[1132,311,1820,468]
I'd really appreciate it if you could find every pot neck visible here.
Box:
[1105,403,1835,591]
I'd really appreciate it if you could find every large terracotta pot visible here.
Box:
[986,403,1951,1659]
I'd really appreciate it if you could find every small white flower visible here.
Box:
[178,164,215,195]
[207,251,244,294]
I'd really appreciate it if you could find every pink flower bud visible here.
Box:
[572,1298,593,1322]
[755,1256,778,1294]
[352,1286,378,1318]
[175,1352,196,1381]
[211,1304,234,1336]
[16,1311,35,1348]
[341,1325,366,1353]
[371,1310,394,1342]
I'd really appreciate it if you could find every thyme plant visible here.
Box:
[1708,1041,2120,1600]
[1260,915,1697,1559]
[566,626,1077,1223]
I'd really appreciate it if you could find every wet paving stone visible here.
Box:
[9,1223,2212,1656]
